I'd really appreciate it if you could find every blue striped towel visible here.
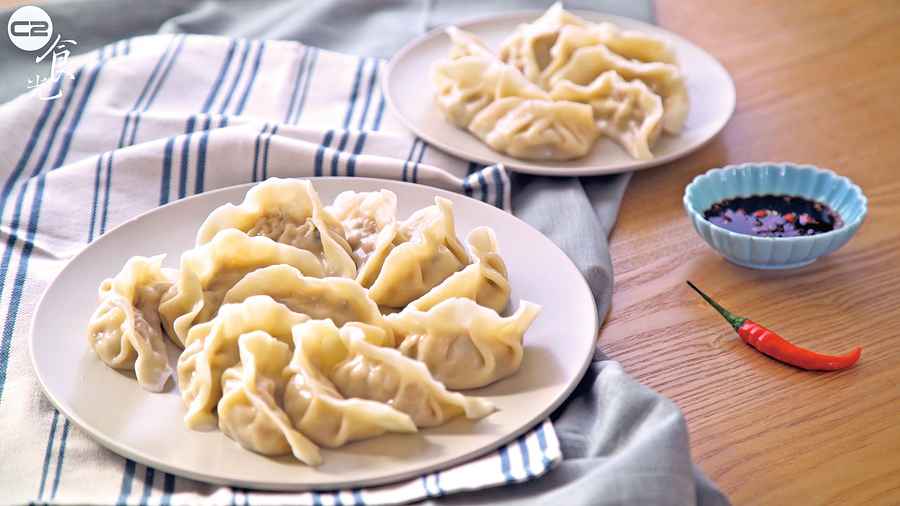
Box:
[0,34,562,505]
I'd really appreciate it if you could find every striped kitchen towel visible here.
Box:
[0,34,559,505]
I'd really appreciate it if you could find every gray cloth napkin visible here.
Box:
[0,0,729,504]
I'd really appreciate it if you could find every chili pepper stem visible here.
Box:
[686,281,746,331]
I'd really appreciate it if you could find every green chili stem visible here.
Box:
[686,281,746,330]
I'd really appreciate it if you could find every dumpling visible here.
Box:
[546,43,688,134]
[196,178,356,278]
[389,298,541,390]
[325,189,398,267]
[87,255,176,392]
[158,228,323,346]
[218,330,321,465]
[283,325,416,447]
[499,3,675,87]
[177,295,308,429]
[432,28,550,128]
[550,71,663,160]
[365,197,470,308]
[468,97,599,161]
[296,320,496,427]
[222,264,396,344]
[408,226,510,313]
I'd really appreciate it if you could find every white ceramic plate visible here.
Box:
[384,10,736,176]
[30,178,598,491]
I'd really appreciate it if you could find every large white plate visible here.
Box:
[384,10,736,176]
[30,178,598,491]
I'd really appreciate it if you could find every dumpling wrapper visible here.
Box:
[325,189,398,268]
[551,70,664,160]
[295,320,496,428]
[390,298,541,390]
[177,295,308,429]
[218,331,321,465]
[468,96,599,161]
[283,326,417,448]
[365,197,470,308]
[159,229,324,346]
[196,177,356,278]
[408,226,510,314]
[87,255,176,392]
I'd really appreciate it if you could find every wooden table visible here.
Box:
[602,1,900,504]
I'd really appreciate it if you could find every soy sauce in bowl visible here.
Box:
[704,194,843,237]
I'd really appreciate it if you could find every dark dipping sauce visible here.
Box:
[704,194,843,237]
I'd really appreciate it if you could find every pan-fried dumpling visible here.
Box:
[390,298,541,390]
[222,264,395,344]
[432,28,550,128]
[551,71,664,160]
[87,255,176,392]
[158,229,324,346]
[283,327,416,447]
[546,43,687,134]
[177,295,308,429]
[196,178,356,278]
[218,331,321,465]
[366,197,469,308]
[325,189,398,267]
[296,321,496,427]
[468,97,599,161]
[408,227,510,313]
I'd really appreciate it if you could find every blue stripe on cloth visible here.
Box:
[128,35,186,147]
[36,410,59,501]
[218,39,250,115]
[159,137,175,205]
[262,125,278,180]
[292,48,318,124]
[351,488,364,505]
[99,151,114,234]
[195,127,210,194]
[50,418,71,499]
[491,166,504,209]
[159,473,175,506]
[284,46,310,123]
[177,134,191,199]
[536,422,552,468]
[435,471,444,496]
[371,80,386,131]
[411,140,427,183]
[476,168,488,203]
[116,35,174,148]
[139,467,155,506]
[311,491,321,506]
[401,138,419,182]
[251,123,269,182]
[87,153,104,242]
[234,40,266,115]
[341,57,366,129]
[202,39,238,113]
[330,131,350,177]
[314,130,334,177]
[421,476,432,498]
[517,435,534,479]
[499,445,514,483]
[116,460,136,506]
[345,58,380,177]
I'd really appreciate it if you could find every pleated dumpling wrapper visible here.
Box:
[196,177,356,278]
[177,295,308,430]
[294,320,496,427]
[389,298,541,390]
[407,226,510,314]
[283,324,417,448]
[222,264,397,346]
[218,330,321,465]
[158,228,324,346]
[87,255,176,392]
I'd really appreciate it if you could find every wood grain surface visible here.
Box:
[601,1,900,504]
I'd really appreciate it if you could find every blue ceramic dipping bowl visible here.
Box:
[683,162,867,269]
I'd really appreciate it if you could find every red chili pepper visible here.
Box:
[686,281,861,371]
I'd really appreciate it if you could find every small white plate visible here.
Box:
[30,178,598,491]
[384,10,736,176]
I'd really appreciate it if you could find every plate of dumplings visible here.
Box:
[384,3,736,176]
[30,177,598,490]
